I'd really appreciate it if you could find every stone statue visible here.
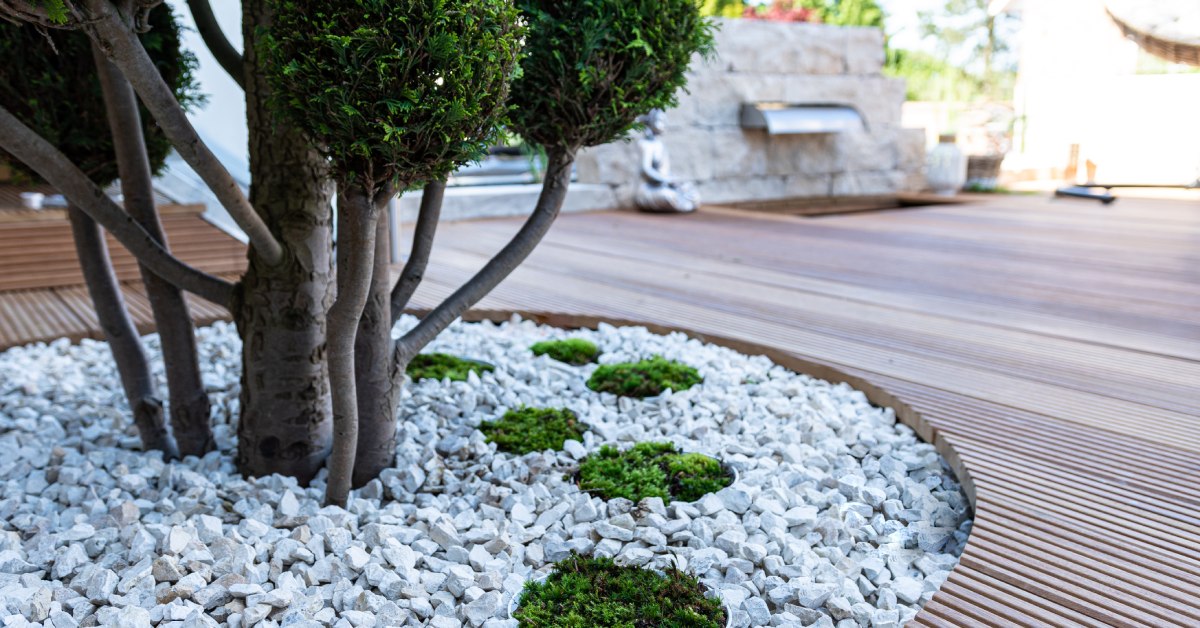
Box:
[635,109,699,213]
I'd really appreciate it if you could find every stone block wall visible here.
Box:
[575,19,926,206]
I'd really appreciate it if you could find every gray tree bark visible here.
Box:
[326,186,382,507]
[92,37,213,457]
[389,181,445,323]
[234,0,336,483]
[353,207,404,487]
[68,205,177,457]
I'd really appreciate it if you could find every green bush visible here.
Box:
[531,338,601,365]
[578,442,731,502]
[264,0,524,187]
[514,554,725,627]
[509,0,715,150]
[0,5,201,186]
[480,406,587,455]
[587,356,702,398]
[407,353,494,382]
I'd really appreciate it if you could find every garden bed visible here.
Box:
[0,316,972,626]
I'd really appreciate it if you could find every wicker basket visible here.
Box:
[1107,6,1200,67]
[966,154,1005,191]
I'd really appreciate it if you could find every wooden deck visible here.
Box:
[1,191,1197,625]
[403,194,1200,627]
[0,197,245,348]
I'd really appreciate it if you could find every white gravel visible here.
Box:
[0,316,972,627]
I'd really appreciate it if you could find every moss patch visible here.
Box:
[577,442,731,503]
[531,338,601,365]
[407,353,494,382]
[513,554,725,628]
[480,406,587,455]
[586,356,702,398]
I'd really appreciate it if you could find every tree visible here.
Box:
[0,0,713,507]
[916,0,1018,100]
[0,4,209,458]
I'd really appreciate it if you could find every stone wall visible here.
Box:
[575,19,925,206]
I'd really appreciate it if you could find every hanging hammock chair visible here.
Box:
[1106,0,1200,67]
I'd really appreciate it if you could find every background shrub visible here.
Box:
[264,0,524,187]
[509,0,715,150]
[480,406,587,454]
[407,353,494,382]
[514,554,725,627]
[578,441,731,502]
[0,6,201,185]
[587,356,703,398]
[531,338,601,365]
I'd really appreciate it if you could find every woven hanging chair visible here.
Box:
[1106,0,1200,67]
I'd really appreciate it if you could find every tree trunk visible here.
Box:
[235,0,336,483]
[353,208,404,487]
[326,187,381,507]
[92,40,213,457]
[68,205,177,458]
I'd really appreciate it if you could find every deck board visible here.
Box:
[403,194,1199,626]
[1,192,1198,625]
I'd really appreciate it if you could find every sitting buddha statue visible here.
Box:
[634,109,699,213]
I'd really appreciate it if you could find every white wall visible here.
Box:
[1011,0,1200,183]
[168,0,248,178]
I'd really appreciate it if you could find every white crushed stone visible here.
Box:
[0,316,972,627]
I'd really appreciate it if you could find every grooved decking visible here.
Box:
[1,192,1197,625]
[405,195,1200,627]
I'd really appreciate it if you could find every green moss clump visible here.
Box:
[578,442,731,503]
[531,338,601,366]
[586,356,702,398]
[480,406,587,455]
[407,353,494,382]
[513,554,725,628]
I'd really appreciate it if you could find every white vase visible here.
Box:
[926,134,967,196]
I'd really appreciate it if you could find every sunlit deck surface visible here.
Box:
[409,194,1200,627]
[2,191,1198,625]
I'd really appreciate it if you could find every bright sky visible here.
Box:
[880,0,946,52]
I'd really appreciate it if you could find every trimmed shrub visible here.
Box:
[509,0,715,150]
[587,356,702,398]
[407,353,494,382]
[264,0,524,188]
[480,406,587,455]
[531,338,601,365]
[578,441,731,502]
[513,554,725,627]
[0,5,201,186]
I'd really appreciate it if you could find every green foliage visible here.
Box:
[407,353,494,382]
[509,0,716,150]
[577,442,731,502]
[531,338,601,365]
[704,0,885,27]
[0,5,202,186]
[899,0,1018,102]
[480,406,588,455]
[264,0,524,188]
[514,554,725,627]
[587,356,702,398]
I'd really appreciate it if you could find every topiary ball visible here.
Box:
[263,0,524,189]
[0,5,202,186]
[510,0,715,150]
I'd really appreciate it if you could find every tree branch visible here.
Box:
[185,0,244,89]
[394,148,575,361]
[389,180,445,324]
[83,0,283,265]
[325,186,382,508]
[0,103,235,306]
